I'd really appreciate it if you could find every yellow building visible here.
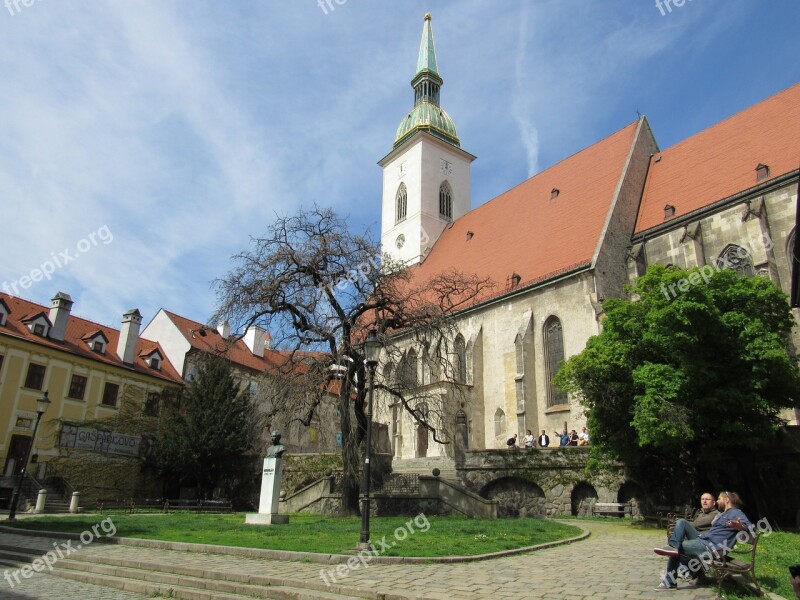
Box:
[0,291,182,510]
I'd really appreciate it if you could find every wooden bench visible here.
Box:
[96,498,233,513]
[162,499,233,513]
[708,531,762,598]
[647,505,693,529]
[592,502,632,518]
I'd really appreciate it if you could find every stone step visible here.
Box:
[0,546,367,599]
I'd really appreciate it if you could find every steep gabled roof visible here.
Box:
[408,119,642,303]
[0,293,182,384]
[161,310,290,375]
[635,82,800,234]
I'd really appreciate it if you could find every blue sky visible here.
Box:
[1,0,798,333]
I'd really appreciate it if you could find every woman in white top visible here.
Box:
[523,429,535,449]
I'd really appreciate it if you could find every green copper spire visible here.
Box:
[416,12,439,76]
[394,13,460,149]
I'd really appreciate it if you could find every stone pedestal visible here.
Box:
[69,491,80,513]
[34,489,47,513]
[245,456,289,525]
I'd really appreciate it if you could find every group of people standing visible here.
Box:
[507,427,589,449]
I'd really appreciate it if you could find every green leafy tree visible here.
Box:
[152,356,258,501]
[556,264,800,498]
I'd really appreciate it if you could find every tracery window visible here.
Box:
[716,244,754,277]
[544,317,568,407]
[439,181,452,220]
[396,183,408,224]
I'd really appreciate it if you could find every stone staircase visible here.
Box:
[42,484,73,514]
[390,457,458,482]
[0,544,366,599]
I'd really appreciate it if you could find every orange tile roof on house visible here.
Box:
[161,310,293,375]
[0,293,182,384]
[409,119,642,303]
[635,82,800,234]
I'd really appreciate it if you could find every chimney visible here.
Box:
[243,325,267,357]
[217,321,230,339]
[48,292,73,341]
[117,309,142,365]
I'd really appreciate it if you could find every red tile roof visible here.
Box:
[0,293,182,384]
[409,120,642,302]
[161,310,294,375]
[635,82,800,234]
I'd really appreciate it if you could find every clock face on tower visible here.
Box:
[440,159,453,176]
[395,234,405,249]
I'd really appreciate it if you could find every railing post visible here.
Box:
[34,489,47,514]
[69,491,80,513]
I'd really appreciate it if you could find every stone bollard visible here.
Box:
[35,489,47,513]
[70,491,80,513]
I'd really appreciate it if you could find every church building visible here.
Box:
[376,14,800,461]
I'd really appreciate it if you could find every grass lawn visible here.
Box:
[719,530,799,600]
[3,513,582,557]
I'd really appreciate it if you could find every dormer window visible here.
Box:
[82,331,109,354]
[23,313,51,337]
[0,300,9,326]
[664,204,676,219]
[142,350,163,371]
[551,188,560,200]
[755,163,770,181]
[510,273,521,289]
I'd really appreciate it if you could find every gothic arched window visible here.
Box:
[439,181,453,220]
[494,408,506,438]
[396,183,407,224]
[401,348,418,388]
[716,244,754,277]
[454,334,466,384]
[544,316,568,408]
[383,362,395,387]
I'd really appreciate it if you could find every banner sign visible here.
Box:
[59,425,141,457]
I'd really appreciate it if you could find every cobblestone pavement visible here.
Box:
[0,520,722,599]
[0,566,149,600]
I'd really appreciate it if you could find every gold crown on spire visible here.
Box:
[424,13,431,21]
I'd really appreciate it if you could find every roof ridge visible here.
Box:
[463,119,641,219]
[655,81,800,156]
[1,292,124,334]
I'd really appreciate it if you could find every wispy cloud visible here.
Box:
[0,0,794,329]
[512,4,540,177]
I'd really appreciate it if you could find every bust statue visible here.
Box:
[266,430,286,459]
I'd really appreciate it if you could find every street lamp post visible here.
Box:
[8,391,51,521]
[358,329,381,550]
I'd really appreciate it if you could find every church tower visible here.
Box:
[379,13,476,266]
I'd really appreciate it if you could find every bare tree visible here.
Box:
[214,205,493,515]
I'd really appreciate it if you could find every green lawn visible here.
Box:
[719,530,799,600]
[4,513,582,557]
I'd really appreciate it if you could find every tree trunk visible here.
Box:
[338,375,361,516]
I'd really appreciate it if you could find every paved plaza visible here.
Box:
[0,520,728,599]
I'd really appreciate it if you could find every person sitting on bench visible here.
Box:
[653,491,752,592]
[691,492,721,531]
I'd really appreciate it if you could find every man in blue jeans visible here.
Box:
[653,491,753,591]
